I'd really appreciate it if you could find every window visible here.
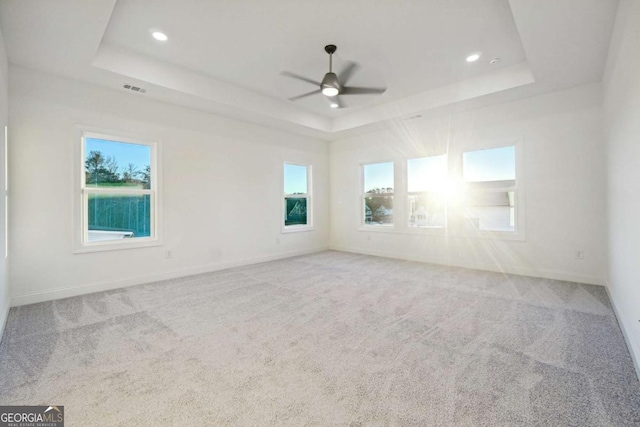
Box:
[407,155,447,228]
[462,146,516,232]
[356,144,522,238]
[80,132,158,248]
[283,163,312,230]
[363,162,394,226]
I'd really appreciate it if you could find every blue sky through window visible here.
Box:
[463,146,515,182]
[284,164,308,194]
[364,162,394,192]
[85,138,150,171]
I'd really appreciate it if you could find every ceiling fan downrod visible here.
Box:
[325,44,337,73]
[322,45,340,96]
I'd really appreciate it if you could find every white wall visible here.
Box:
[8,67,329,305]
[0,26,8,334]
[330,83,607,284]
[603,0,640,376]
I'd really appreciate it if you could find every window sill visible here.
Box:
[357,226,525,241]
[357,225,397,233]
[74,238,163,254]
[281,226,315,234]
[452,230,525,241]
[405,226,446,233]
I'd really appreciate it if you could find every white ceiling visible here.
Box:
[0,0,619,140]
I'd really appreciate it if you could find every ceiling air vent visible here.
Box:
[123,84,147,94]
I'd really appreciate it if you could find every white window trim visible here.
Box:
[356,142,525,241]
[282,162,314,233]
[455,140,525,241]
[405,154,449,233]
[359,160,396,231]
[73,126,163,253]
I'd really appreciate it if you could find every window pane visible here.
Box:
[85,137,152,189]
[463,190,515,231]
[285,197,307,226]
[364,162,394,193]
[463,146,515,183]
[364,196,393,225]
[284,164,308,194]
[408,193,445,228]
[408,155,447,192]
[87,193,151,241]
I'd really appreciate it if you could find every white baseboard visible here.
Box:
[0,299,10,344]
[10,246,329,307]
[329,245,605,286]
[605,283,640,383]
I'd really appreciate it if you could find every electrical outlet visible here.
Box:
[367,234,371,241]
[165,250,172,259]
[276,238,280,244]
[575,250,584,260]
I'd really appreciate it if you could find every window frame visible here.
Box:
[456,141,525,241]
[406,154,448,231]
[74,127,162,253]
[360,161,396,230]
[282,162,313,233]
[355,142,524,241]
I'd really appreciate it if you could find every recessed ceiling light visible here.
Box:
[466,53,480,62]
[152,31,168,41]
[330,103,339,109]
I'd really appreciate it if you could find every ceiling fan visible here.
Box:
[281,45,386,108]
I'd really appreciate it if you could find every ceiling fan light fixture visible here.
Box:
[322,87,339,97]
[321,72,341,97]
[330,103,339,108]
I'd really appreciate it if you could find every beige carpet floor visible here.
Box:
[1,251,639,426]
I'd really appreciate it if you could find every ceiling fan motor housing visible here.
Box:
[321,72,341,95]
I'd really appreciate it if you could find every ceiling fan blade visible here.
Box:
[288,89,321,101]
[341,86,386,95]
[280,71,321,87]
[339,61,360,85]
